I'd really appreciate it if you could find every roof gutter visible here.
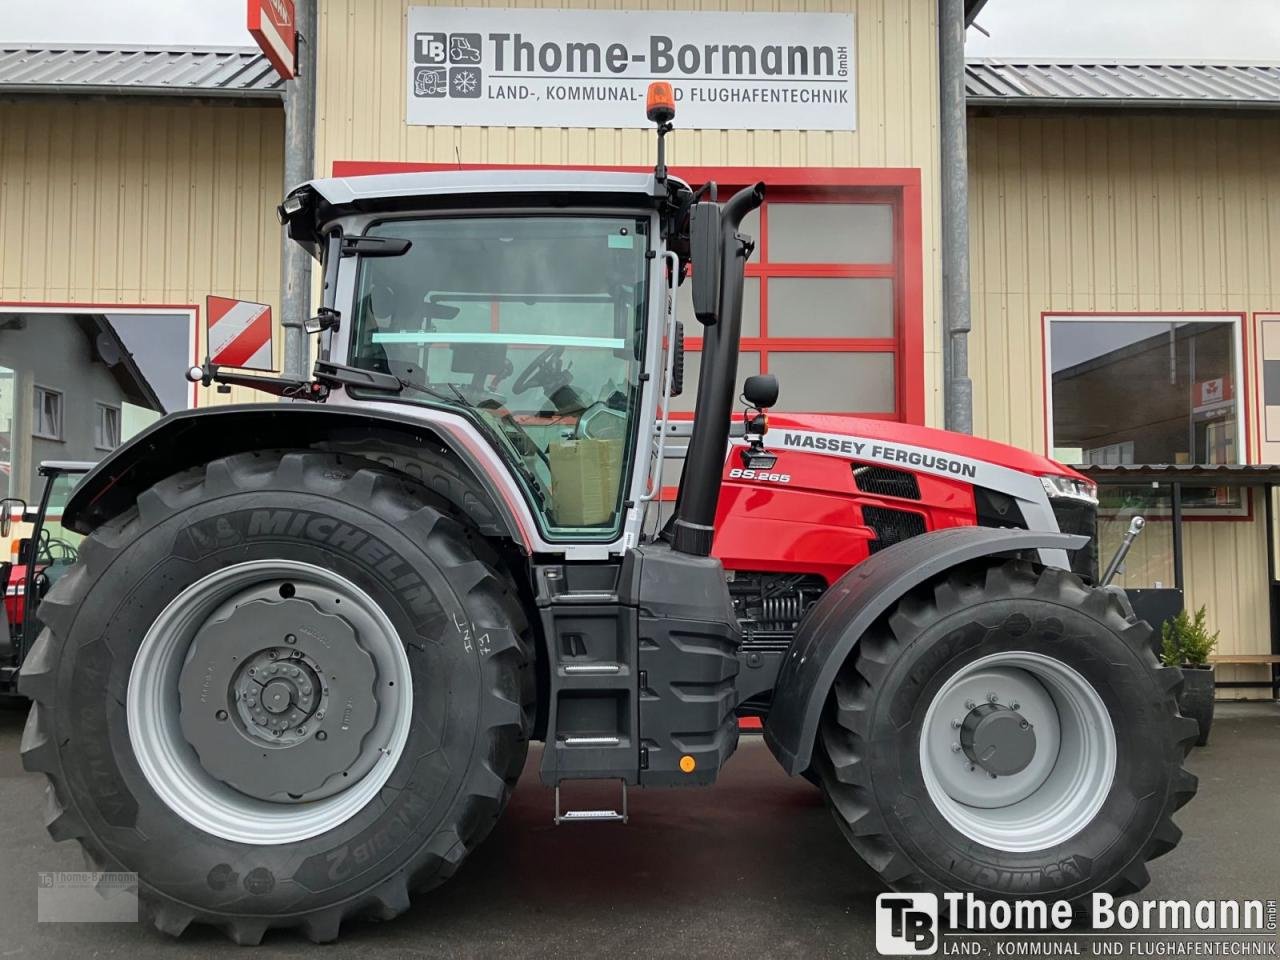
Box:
[968,96,1280,111]
[0,84,283,100]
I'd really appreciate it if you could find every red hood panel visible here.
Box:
[766,413,1084,481]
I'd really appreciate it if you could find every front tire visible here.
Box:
[815,559,1198,902]
[20,451,533,943]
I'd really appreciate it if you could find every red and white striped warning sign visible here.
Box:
[207,296,274,371]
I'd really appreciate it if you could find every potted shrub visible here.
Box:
[1160,605,1218,747]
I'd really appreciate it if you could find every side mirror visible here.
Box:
[0,498,25,539]
[689,201,722,325]
[742,374,779,410]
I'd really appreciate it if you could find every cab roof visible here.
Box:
[283,168,689,255]
[302,169,682,207]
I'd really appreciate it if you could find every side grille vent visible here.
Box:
[863,506,927,553]
[852,464,921,500]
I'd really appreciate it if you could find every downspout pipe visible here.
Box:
[671,182,766,556]
[940,0,973,434]
[281,0,318,379]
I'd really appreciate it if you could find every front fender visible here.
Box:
[762,526,1087,776]
[63,403,527,545]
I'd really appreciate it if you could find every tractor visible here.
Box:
[2,461,88,699]
[19,84,1196,943]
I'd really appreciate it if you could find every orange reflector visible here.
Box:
[646,81,676,123]
[679,755,696,773]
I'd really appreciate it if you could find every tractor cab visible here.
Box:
[1,460,90,697]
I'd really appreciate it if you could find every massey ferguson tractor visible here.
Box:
[19,85,1196,943]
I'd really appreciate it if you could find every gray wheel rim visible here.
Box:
[919,651,1116,853]
[127,560,413,846]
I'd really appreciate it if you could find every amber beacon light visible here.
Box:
[646,81,676,124]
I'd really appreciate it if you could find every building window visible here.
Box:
[95,403,121,450]
[671,185,911,420]
[1046,314,1245,514]
[33,385,63,441]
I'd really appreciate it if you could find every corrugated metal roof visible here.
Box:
[0,46,283,99]
[967,60,1280,110]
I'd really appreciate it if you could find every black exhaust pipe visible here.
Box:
[671,181,765,556]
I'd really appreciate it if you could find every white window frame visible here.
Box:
[1044,313,1248,519]
[95,402,121,451]
[32,384,64,441]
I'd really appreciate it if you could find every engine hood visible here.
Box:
[765,413,1086,482]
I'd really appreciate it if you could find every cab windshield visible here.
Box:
[349,215,650,538]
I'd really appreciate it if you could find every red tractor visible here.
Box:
[19,87,1195,943]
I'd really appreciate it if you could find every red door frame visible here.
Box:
[331,161,926,426]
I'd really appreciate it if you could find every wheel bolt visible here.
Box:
[951,742,961,752]
[967,763,976,771]
[987,692,998,703]
[248,668,256,676]
[285,634,297,644]
[964,699,975,710]
[297,726,307,735]
[272,729,281,737]
[316,731,327,741]
[988,771,998,780]
[215,709,228,721]
[1011,702,1020,710]
[316,712,325,720]
[268,650,278,660]
[950,718,961,729]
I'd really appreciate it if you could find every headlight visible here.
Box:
[1040,474,1098,504]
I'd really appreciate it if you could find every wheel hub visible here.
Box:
[233,647,325,742]
[177,594,380,803]
[959,702,1036,776]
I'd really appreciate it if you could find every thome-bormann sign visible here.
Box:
[405,7,856,131]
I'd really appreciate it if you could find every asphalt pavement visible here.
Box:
[0,700,1276,959]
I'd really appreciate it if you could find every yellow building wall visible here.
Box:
[315,0,946,423]
[0,98,284,406]
[969,113,1280,694]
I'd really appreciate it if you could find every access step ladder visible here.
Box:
[553,779,629,824]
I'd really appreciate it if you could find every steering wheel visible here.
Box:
[37,528,78,565]
[513,345,566,395]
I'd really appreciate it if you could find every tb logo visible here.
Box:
[875,893,938,956]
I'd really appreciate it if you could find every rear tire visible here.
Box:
[814,559,1198,903]
[20,451,533,943]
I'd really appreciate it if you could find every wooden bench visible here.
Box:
[1210,654,1280,698]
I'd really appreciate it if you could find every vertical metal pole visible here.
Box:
[939,0,972,434]
[1265,484,1278,656]
[1171,481,1185,592]
[280,0,317,379]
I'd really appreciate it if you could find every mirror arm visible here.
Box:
[185,360,328,402]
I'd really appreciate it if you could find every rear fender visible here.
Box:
[63,404,532,547]
[762,526,1087,776]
